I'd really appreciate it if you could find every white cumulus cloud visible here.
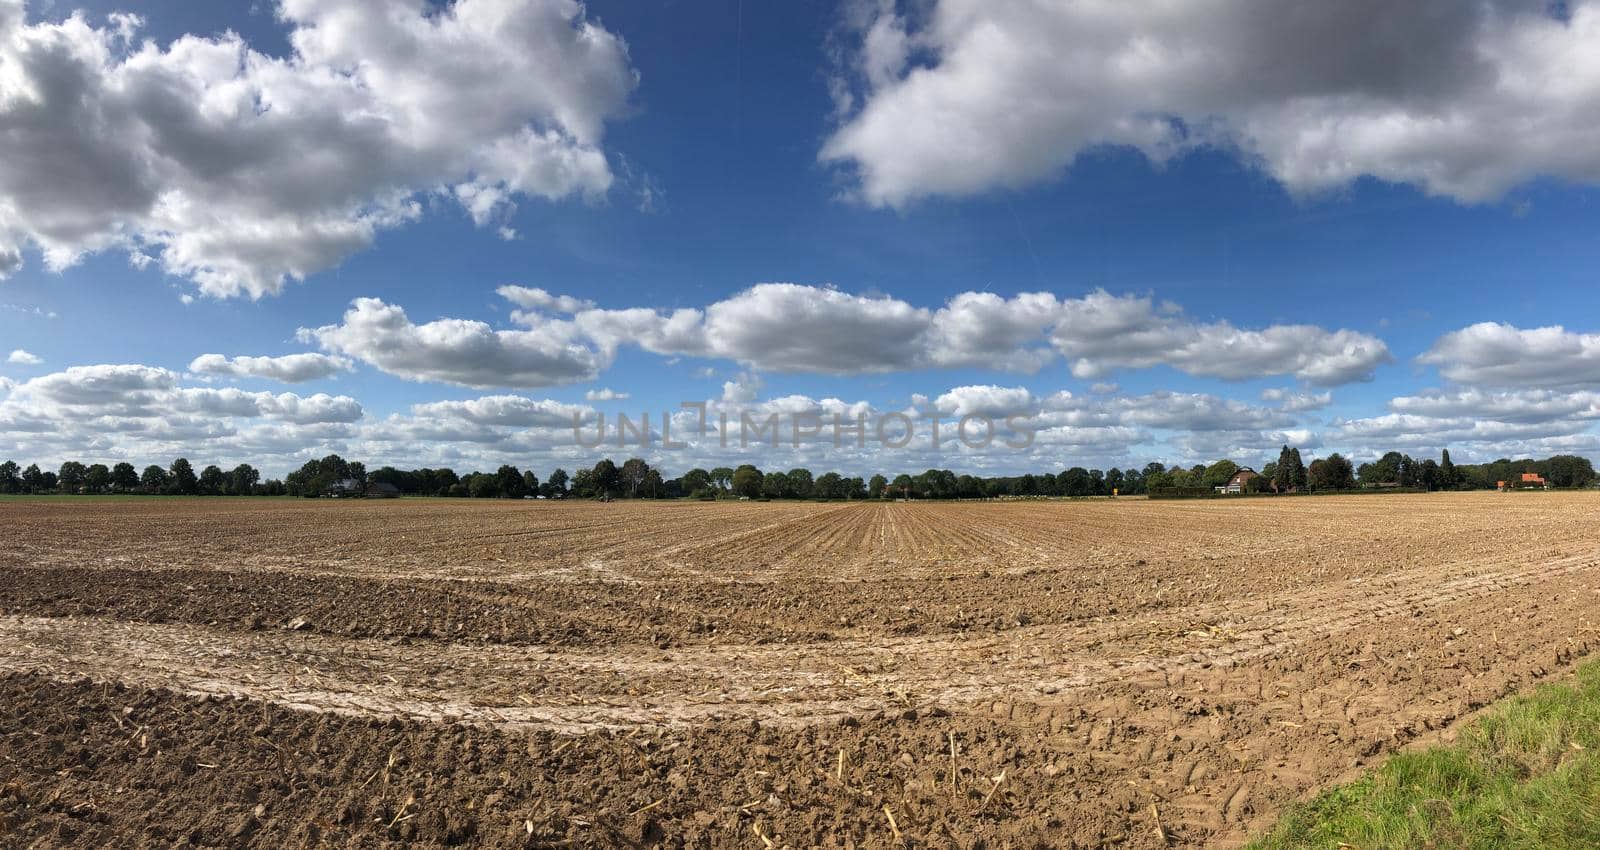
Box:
[1420,322,1600,387]
[823,0,1600,207]
[1262,388,1333,413]
[1048,292,1390,386]
[189,353,352,383]
[497,285,596,315]
[410,395,592,428]
[300,297,611,389]
[0,0,637,297]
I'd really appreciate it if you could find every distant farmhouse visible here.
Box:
[324,478,363,498]
[1216,468,1259,495]
[1498,472,1548,491]
[322,479,402,498]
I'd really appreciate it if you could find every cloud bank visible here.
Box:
[302,284,1391,389]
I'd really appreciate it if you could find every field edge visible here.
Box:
[1246,656,1600,849]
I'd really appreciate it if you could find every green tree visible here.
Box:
[569,468,595,498]
[619,458,653,498]
[1369,451,1404,485]
[369,466,411,492]
[1309,453,1355,490]
[680,468,712,495]
[83,463,110,494]
[1397,454,1419,487]
[1060,467,1092,496]
[1355,461,1375,486]
[709,467,734,492]
[1202,459,1239,490]
[1543,455,1596,488]
[590,459,620,498]
[915,469,956,499]
[495,465,527,498]
[815,471,844,499]
[0,460,18,494]
[761,470,789,498]
[199,465,226,495]
[1273,446,1307,492]
[111,462,139,492]
[140,465,168,493]
[641,468,664,498]
[868,474,888,499]
[168,458,200,495]
[285,454,354,496]
[228,464,260,496]
[319,454,353,483]
[731,464,763,498]
[1418,458,1440,490]
[432,468,461,496]
[785,468,814,499]
[468,472,500,498]
[1439,449,1457,490]
[545,468,569,497]
[56,461,87,494]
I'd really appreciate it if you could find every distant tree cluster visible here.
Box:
[1143,458,1261,495]
[2,447,1594,500]
[660,464,1159,500]
[1356,450,1596,491]
[0,458,274,496]
[284,455,365,497]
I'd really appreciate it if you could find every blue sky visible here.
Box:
[3,0,1600,477]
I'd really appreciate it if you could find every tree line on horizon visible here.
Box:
[1143,447,1595,495]
[1,447,1594,500]
[0,458,265,497]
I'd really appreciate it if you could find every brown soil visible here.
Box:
[1,493,1598,848]
[0,673,1132,849]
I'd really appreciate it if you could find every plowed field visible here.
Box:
[1,493,1597,848]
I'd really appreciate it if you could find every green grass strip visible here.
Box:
[1249,658,1600,849]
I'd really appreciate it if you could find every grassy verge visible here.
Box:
[1249,658,1600,849]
